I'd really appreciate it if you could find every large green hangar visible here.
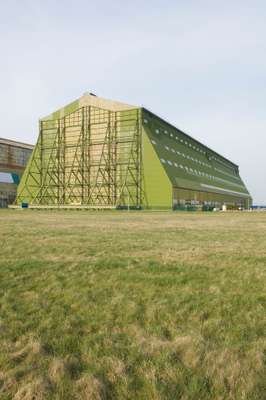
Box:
[15,93,252,209]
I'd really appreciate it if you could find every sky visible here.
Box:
[0,0,265,203]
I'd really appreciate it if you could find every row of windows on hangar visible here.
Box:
[144,118,236,173]
[158,156,246,190]
[150,138,241,184]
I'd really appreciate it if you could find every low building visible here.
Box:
[0,138,33,207]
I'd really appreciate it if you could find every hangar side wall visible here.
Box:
[142,109,251,208]
[142,127,172,209]
[173,187,250,209]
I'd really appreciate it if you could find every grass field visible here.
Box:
[0,210,266,399]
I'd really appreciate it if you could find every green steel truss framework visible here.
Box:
[17,106,143,207]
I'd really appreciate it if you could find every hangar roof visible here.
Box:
[142,109,251,199]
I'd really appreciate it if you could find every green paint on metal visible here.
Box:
[41,99,80,121]
[16,97,252,209]
[16,106,142,207]
[142,127,172,209]
[16,140,41,204]
[52,110,61,120]
[142,109,251,205]
[64,100,80,117]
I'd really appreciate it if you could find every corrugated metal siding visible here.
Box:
[142,109,251,206]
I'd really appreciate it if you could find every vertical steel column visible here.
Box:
[107,111,111,204]
[81,107,85,204]
[113,112,117,206]
[87,106,91,202]
[137,108,142,208]
[40,120,43,205]
[57,118,60,205]
[83,106,89,205]
[62,116,66,204]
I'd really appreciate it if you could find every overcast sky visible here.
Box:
[0,0,265,203]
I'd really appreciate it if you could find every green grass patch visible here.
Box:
[0,210,266,399]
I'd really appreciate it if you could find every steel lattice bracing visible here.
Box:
[15,93,252,210]
[16,106,142,207]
